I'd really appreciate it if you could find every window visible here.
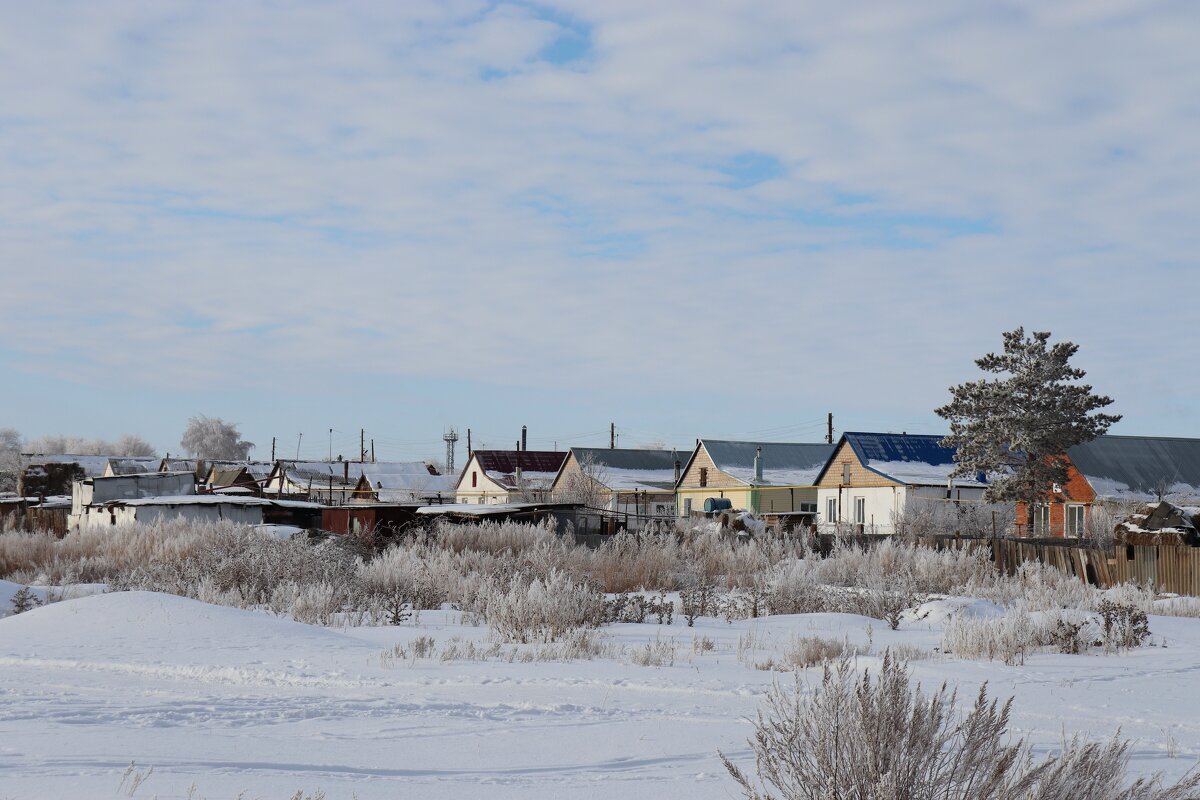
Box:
[1034,505,1050,536]
[471,471,477,488]
[1065,505,1085,538]
[683,498,692,515]
[826,498,837,523]
[854,497,866,525]
[800,502,817,514]
[842,463,851,484]
[699,467,708,488]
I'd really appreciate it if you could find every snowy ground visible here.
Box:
[2,589,1199,799]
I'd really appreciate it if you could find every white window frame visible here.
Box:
[1034,504,1051,536]
[854,496,866,525]
[1065,504,1085,538]
[826,498,838,524]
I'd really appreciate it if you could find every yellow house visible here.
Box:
[676,439,835,516]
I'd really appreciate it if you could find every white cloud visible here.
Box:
[1,1,1197,429]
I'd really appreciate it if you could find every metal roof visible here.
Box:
[1068,435,1200,501]
[471,450,567,475]
[566,448,681,492]
[568,448,680,471]
[701,440,835,487]
[837,432,987,487]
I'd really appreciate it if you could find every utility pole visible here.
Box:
[295,433,302,460]
[827,412,833,444]
[328,428,333,462]
[610,422,615,449]
[360,429,365,462]
[270,437,276,462]
[371,439,375,462]
[466,428,472,457]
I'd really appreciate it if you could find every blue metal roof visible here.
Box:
[834,432,987,487]
[844,432,956,466]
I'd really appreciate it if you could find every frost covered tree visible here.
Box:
[555,452,611,508]
[22,433,156,457]
[0,428,20,494]
[179,415,254,460]
[936,328,1120,532]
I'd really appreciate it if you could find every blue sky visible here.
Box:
[2,1,1198,465]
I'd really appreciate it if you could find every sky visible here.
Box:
[2,1,1198,465]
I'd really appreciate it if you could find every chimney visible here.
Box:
[521,425,527,451]
[343,460,349,483]
[674,459,681,484]
[754,447,763,482]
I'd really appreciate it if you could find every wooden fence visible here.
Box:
[927,536,1200,595]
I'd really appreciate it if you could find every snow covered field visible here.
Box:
[3,588,1200,799]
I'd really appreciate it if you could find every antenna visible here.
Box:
[443,427,460,472]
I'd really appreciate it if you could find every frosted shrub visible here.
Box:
[778,635,865,670]
[942,608,1101,664]
[479,569,605,643]
[1098,600,1150,652]
[432,517,558,555]
[722,655,1200,800]
[628,637,677,667]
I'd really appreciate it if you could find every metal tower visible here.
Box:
[443,427,459,472]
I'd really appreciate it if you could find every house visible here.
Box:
[551,447,681,519]
[69,471,197,530]
[455,450,567,504]
[1016,435,1200,538]
[159,458,198,475]
[205,461,274,494]
[675,440,836,516]
[813,432,989,534]
[350,462,457,504]
[264,460,363,504]
[102,458,162,477]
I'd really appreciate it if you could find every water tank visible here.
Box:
[703,497,733,513]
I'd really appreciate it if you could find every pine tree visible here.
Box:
[936,328,1121,533]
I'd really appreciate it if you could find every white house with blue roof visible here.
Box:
[813,432,989,534]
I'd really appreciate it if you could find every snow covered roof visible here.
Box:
[276,461,364,489]
[104,495,324,509]
[359,463,457,500]
[20,454,113,478]
[701,440,836,487]
[205,461,274,483]
[469,451,567,490]
[110,494,274,507]
[104,458,162,476]
[1069,435,1200,503]
[414,502,569,516]
[564,448,680,492]
[835,432,988,487]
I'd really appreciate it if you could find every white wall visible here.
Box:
[816,484,989,534]
[71,502,264,531]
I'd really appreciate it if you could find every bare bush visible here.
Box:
[722,655,1200,800]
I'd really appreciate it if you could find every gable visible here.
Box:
[678,443,741,489]
[815,439,902,488]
